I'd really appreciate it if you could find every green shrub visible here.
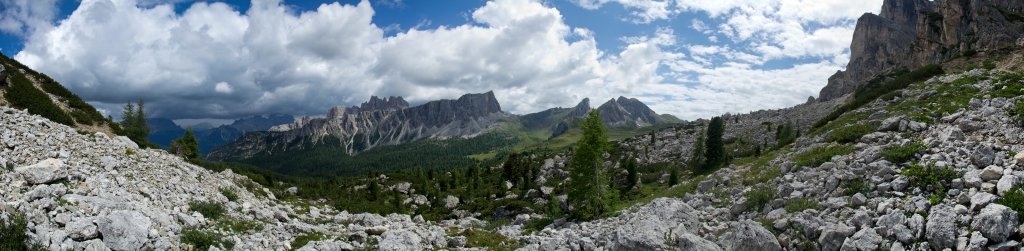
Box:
[215,218,263,233]
[1,61,74,126]
[744,187,776,212]
[464,229,518,250]
[784,198,820,213]
[814,64,943,128]
[219,188,239,202]
[882,142,923,164]
[188,200,225,220]
[1,212,44,250]
[290,233,326,250]
[826,123,875,143]
[523,217,554,234]
[1010,99,1024,125]
[901,162,959,194]
[181,228,234,250]
[996,185,1024,219]
[843,178,869,196]
[794,145,853,168]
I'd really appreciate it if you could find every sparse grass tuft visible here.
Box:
[220,187,239,202]
[825,123,875,144]
[794,145,853,168]
[784,198,820,213]
[1,212,45,251]
[188,200,225,220]
[901,162,958,196]
[463,229,519,250]
[843,178,869,196]
[290,233,326,250]
[181,228,234,250]
[996,185,1024,219]
[744,187,776,213]
[882,142,923,164]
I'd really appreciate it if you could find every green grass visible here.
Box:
[882,142,923,164]
[901,162,959,194]
[290,233,326,250]
[843,178,869,196]
[463,229,519,250]
[784,198,820,213]
[215,218,264,233]
[744,187,776,213]
[188,200,226,220]
[220,187,239,202]
[825,123,875,144]
[181,228,234,250]
[814,64,944,128]
[808,111,871,137]
[1010,99,1024,125]
[0,57,74,126]
[889,74,982,122]
[996,185,1024,219]
[523,218,554,234]
[794,145,853,168]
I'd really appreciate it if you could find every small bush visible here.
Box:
[901,162,959,193]
[523,218,554,234]
[181,228,234,250]
[1010,99,1024,125]
[290,233,326,250]
[784,198,820,213]
[220,188,239,202]
[188,200,225,220]
[464,229,518,250]
[794,145,854,168]
[882,142,923,164]
[1,212,44,250]
[996,185,1024,219]
[826,124,875,143]
[217,218,263,233]
[843,178,869,196]
[744,187,776,213]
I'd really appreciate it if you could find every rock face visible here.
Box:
[818,0,1024,100]
[972,204,1019,243]
[597,96,665,128]
[209,92,514,159]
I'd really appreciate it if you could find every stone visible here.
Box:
[979,165,1003,181]
[613,198,699,250]
[940,126,965,142]
[817,224,855,251]
[1015,151,1024,167]
[965,231,987,251]
[365,226,387,236]
[997,175,1018,196]
[297,240,355,251]
[971,204,1019,243]
[720,220,782,251]
[675,232,722,251]
[878,116,906,131]
[15,158,67,184]
[697,179,717,192]
[970,192,997,211]
[81,239,109,251]
[972,146,996,167]
[839,227,883,251]
[66,217,99,241]
[285,187,298,195]
[850,193,867,207]
[926,204,957,250]
[378,229,422,251]
[96,210,151,251]
[988,240,1021,251]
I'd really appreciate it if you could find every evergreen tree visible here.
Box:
[169,128,200,160]
[118,100,151,146]
[702,116,726,172]
[669,167,679,186]
[568,110,610,220]
[687,130,707,172]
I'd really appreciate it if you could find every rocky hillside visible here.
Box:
[0,53,116,134]
[819,0,1024,100]
[147,114,294,154]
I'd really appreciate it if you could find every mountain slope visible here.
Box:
[0,53,117,134]
[819,0,1024,100]
[147,114,294,154]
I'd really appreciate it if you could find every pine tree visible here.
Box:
[702,116,726,172]
[169,128,200,160]
[623,155,638,191]
[118,100,151,146]
[669,167,679,186]
[568,110,610,220]
[687,130,707,172]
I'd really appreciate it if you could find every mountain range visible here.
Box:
[147,114,295,154]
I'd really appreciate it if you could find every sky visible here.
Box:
[0,0,883,121]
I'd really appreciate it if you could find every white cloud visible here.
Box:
[214,82,233,93]
[0,0,59,37]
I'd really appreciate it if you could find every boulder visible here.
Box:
[66,217,99,241]
[971,146,996,167]
[444,195,459,209]
[997,175,1018,196]
[378,229,423,251]
[613,198,699,250]
[878,116,906,131]
[675,232,722,251]
[297,240,355,251]
[839,227,883,251]
[979,165,1003,181]
[15,158,67,184]
[817,224,855,251]
[965,231,988,251]
[720,220,782,251]
[96,210,152,251]
[926,204,957,250]
[971,204,1019,243]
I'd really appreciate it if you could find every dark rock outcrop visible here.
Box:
[208,92,512,160]
[818,0,1024,100]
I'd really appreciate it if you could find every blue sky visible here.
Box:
[0,0,882,121]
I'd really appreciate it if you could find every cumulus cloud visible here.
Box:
[0,0,59,37]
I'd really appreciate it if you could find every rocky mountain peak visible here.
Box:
[818,0,1024,100]
[360,96,409,111]
[597,96,660,128]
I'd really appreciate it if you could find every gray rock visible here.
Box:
[970,192,997,211]
[839,227,882,251]
[720,220,782,251]
[979,165,1003,181]
[817,224,855,251]
[971,204,1019,243]
[697,179,717,192]
[81,239,109,251]
[850,193,867,207]
[378,229,422,251]
[926,204,957,250]
[444,195,459,209]
[965,231,987,251]
[997,175,1018,196]
[15,158,67,184]
[66,217,99,241]
[675,232,722,251]
[297,240,355,251]
[939,126,965,142]
[613,198,699,250]
[972,146,996,167]
[878,116,906,132]
[96,210,151,251]
[988,240,1021,251]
